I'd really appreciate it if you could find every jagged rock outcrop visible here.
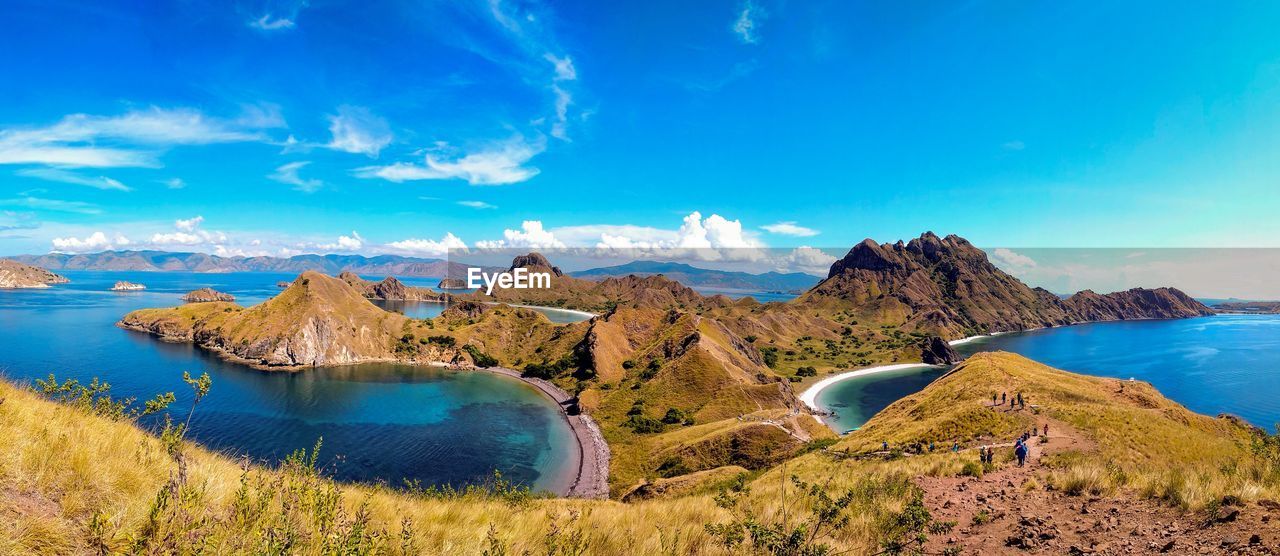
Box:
[803,232,1212,339]
[338,271,443,302]
[920,336,962,365]
[111,281,145,291]
[509,252,564,277]
[182,288,235,303]
[0,260,68,289]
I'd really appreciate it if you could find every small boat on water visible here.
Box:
[111,281,146,291]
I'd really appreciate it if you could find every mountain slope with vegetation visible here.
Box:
[2,352,1276,554]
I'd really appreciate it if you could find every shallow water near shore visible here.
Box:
[815,315,1280,432]
[0,271,586,493]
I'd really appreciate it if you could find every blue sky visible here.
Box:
[3,0,1280,262]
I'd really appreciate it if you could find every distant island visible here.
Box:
[111,281,146,291]
[1213,300,1280,314]
[0,260,69,289]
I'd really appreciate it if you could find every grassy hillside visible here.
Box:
[3,352,1277,554]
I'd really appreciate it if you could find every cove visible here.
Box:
[0,270,590,493]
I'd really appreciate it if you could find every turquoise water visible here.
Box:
[815,315,1280,432]
[0,271,587,493]
[815,366,948,433]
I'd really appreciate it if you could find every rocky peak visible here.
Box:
[509,252,563,277]
[182,288,236,303]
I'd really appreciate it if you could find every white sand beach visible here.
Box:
[799,362,946,411]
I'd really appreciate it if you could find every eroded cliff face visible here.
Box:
[121,272,422,368]
[802,232,1211,339]
[0,260,69,289]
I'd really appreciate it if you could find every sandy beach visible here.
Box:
[482,367,611,499]
[798,362,946,412]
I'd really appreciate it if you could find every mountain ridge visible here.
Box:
[5,250,468,277]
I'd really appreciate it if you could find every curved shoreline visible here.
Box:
[798,362,946,412]
[479,367,610,500]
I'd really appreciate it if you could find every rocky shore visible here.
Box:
[0,260,69,289]
[481,367,610,499]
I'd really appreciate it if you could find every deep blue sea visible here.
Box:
[0,271,590,493]
[816,315,1280,433]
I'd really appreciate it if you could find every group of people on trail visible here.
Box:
[978,445,994,464]
[991,391,1028,410]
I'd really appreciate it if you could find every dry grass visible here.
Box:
[3,350,1276,554]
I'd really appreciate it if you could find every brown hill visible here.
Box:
[0,260,69,289]
[802,232,1211,338]
[121,271,418,368]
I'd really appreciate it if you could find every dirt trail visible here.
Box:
[918,410,1279,554]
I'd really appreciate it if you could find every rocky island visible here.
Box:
[110,281,146,291]
[0,260,69,289]
[181,288,236,303]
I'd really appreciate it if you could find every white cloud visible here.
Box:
[0,106,285,168]
[550,85,573,140]
[249,14,296,30]
[326,105,393,157]
[269,161,323,192]
[544,53,577,81]
[384,233,468,257]
[163,177,186,189]
[51,231,131,253]
[476,220,565,249]
[16,168,132,191]
[149,215,226,246]
[356,136,544,185]
[779,246,837,275]
[761,221,819,237]
[990,248,1038,275]
[320,231,364,252]
[175,215,204,232]
[458,200,497,209]
[732,1,764,44]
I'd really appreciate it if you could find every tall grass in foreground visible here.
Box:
[1,375,930,555]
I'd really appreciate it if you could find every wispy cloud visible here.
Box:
[544,53,577,81]
[458,200,497,209]
[0,106,284,168]
[163,177,186,189]
[761,221,819,237]
[1002,140,1026,151]
[249,14,296,30]
[16,167,132,191]
[326,105,393,157]
[269,161,323,192]
[356,136,544,185]
[0,194,102,215]
[733,1,765,44]
[246,0,307,31]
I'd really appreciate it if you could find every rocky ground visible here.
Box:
[919,412,1278,554]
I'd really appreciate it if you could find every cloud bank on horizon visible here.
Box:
[3,1,1280,288]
